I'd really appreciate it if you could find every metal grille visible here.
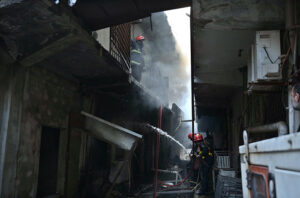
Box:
[215,175,242,198]
[110,23,131,73]
[215,151,231,169]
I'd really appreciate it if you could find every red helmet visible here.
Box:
[188,133,203,142]
[136,35,145,41]
[188,133,193,140]
[194,134,203,141]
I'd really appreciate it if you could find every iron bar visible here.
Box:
[141,189,194,196]
[181,119,193,122]
[190,6,195,157]
[110,23,131,73]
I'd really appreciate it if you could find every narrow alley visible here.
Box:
[0,0,299,198]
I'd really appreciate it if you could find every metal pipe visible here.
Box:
[153,106,162,198]
[181,119,193,122]
[141,189,194,196]
[292,30,298,70]
[247,121,288,136]
[286,0,294,29]
[152,169,180,174]
[190,6,195,158]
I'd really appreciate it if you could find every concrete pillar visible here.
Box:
[0,47,18,197]
[0,65,12,196]
[0,65,26,197]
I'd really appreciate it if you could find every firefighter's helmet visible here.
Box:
[188,133,193,140]
[188,133,203,142]
[136,35,145,41]
[194,133,203,141]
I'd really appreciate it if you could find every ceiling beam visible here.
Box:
[20,33,80,67]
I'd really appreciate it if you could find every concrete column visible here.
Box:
[0,65,12,196]
[0,47,17,197]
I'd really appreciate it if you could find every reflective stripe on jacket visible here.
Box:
[131,48,144,67]
[131,60,141,66]
[131,49,141,54]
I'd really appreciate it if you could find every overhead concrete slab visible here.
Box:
[192,0,285,30]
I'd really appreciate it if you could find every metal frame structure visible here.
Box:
[110,23,132,73]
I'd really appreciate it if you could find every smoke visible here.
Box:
[132,8,198,151]
[132,8,191,120]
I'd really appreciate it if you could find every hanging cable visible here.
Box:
[263,46,279,64]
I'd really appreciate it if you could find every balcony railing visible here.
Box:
[110,23,131,73]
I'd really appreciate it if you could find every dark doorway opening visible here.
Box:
[37,126,60,197]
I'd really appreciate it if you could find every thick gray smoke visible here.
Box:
[132,12,190,112]
[132,11,196,151]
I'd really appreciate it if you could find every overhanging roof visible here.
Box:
[73,0,191,30]
[81,111,142,150]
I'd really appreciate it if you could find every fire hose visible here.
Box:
[135,167,194,197]
[154,106,195,193]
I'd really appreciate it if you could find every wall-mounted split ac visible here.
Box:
[248,30,282,89]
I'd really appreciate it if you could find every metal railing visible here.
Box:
[110,23,131,73]
[215,151,231,169]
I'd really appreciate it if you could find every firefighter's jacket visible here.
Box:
[191,143,214,166]
[130,45,144,68]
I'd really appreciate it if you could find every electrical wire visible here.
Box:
[263,46,279,64]
[281,36,293,73]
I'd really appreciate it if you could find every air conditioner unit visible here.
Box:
[248,30,281,86]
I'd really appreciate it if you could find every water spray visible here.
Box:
[145,124,187,152]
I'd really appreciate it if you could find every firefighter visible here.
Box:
[130,35,145,81]
[197,133,214,195]
[188,132,214,195]
[188,133,203,157]
[187,133,203,186]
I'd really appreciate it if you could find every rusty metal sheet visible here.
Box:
[81,111,142,150]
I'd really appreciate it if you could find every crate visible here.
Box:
[215,175,242,198]
[215,151,231,169]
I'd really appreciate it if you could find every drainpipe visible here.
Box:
[246,121,288,136]
[190,5,195,163]
[285,0,294,30]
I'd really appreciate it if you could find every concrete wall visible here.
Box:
[95,28,110,51]
[0,65,92,197]
[0,62,13,196]
[15,66,77,197]
[193,29,254,87]
[230,90,244,170]
[229,89,287,170]
[0,65,27,197]
[192,0,285,30]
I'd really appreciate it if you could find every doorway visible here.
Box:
[37,126,60,197]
